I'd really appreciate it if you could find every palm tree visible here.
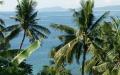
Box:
[50,0,109,75]
[0,0,41,74]
[38,65,72,75]
[87,17,120,75]
[0,8,39,75]
[13,0,50,49]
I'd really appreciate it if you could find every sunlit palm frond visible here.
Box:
[11,40,40,65]
[54,38,78,65]
[50,44,64,58]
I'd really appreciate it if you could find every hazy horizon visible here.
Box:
[0,0,120,11]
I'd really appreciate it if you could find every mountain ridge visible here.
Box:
[39,5,120,12]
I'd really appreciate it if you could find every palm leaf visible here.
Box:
[93,62,110,72]
[50,24,76,34]
[0,56,11,67]
[50,44,65,57]
[89,11,109,32]
[54,38,78,65]
[11,40,40,65]
[0,49,21,58]
[111,17,120,30]
[29,11,38,21]
[58,34,76,43]
[32,25,50,34]
[85,57,97,73]
[6,27,21,41]
[102,69,110,75]
[3,24,20,32]
[32,28,47,38]
[74,41,83,64]
[0,32,4,41]
[0,19,5,30]
[0,19,5,25]
[66,39,78,63]
[29,29,39,42]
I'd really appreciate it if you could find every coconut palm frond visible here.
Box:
[32,25,50,34]
[32,28,47,38]
[3,24,20,32]
[50,24,76,34]
[6,27,21,41]
[11,40,40,65]
[54,38,78,65]
[0,19,5,25]
[58,34,76,43]
[89,11,109,32]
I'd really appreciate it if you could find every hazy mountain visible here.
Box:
[39,5,120,12]
[95,5,120,11]
[39,7,69,12]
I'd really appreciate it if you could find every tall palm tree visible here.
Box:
[13,0,50,49]
[50,0,109,75]
[87,17,120,75]
[0,0,41,74]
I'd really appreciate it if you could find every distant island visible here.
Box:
[95,5,120,11]
[38,5,120,12]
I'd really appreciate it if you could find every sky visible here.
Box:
[0,0,120,11]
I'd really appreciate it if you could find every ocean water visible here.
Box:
[0,11,119,75]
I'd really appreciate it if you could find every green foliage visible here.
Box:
[86,17,120,75]
[38,65,72,75]
[15,0,50,44]
[11,40,40,65]
[0,0,41,75]
[50,0,109,75]
[0,61,32,75]
[1,0,120,75]
[0,40,40,75]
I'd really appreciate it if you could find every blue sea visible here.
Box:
[0,10,119,75]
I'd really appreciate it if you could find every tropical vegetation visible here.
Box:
[0,0,120,75]
[0,0,47,75]
[50,0,109,75]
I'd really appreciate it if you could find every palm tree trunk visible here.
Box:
[20,32,26,49]
[82,34,87,75]
[82,47,87,75]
